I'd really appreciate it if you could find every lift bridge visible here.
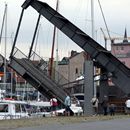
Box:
[8,0,130,104]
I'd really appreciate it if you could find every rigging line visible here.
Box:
[72,0,83,23]
[0,3,7,45]
[86,0,90,19]
[101,28,123,36]
[83,0,90,30]
[97,0,112,45]
[84,0,90,30]
[39,19,51,56]
[33,23,41,61]
[28,14,41,59]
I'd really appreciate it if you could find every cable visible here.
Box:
[98,0,112,45]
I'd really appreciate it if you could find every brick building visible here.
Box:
[111,29,130,68]
[58,50,88,82]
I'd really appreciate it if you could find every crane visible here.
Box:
[100,28,107,49]
[100,28,130,45]
[107,36,130,42]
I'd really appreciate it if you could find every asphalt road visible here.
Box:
[12,118,130,130]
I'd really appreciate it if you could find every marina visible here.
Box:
[0,1,130,129]
[0,98,83,119]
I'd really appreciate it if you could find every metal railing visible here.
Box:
[12,47,70,87]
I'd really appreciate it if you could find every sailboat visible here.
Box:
[49,0,59,78]
[0,98,29,120]
[0,3,8,96]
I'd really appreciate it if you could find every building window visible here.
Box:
[121,46,124,50]
[75,68,78,74]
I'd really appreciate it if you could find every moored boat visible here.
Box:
[0,98,29,120]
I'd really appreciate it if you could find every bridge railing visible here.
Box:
[12,47,70,88]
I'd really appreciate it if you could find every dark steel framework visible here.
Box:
[9,0,130,105]
[20,0,130,94]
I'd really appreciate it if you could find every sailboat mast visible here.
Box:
[3,3,7,91]
[49,0,59,77]
[91,0,95,40]
[55,0,60,72]
[0,4,7,45]
[55,28,59,71]
[91,0,97,97]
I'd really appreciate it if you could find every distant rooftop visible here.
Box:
[112,28,130,45]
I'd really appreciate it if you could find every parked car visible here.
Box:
[56,103,83,116]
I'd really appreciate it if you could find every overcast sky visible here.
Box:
[0,0,130,60]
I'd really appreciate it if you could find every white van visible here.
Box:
[72,93,84,107]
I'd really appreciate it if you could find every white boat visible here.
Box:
[27,101,83,117]
[0,99,52,119]
[0,99,29,120]
[27,101,51,117]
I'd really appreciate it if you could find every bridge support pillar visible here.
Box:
[84,60,94,115]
